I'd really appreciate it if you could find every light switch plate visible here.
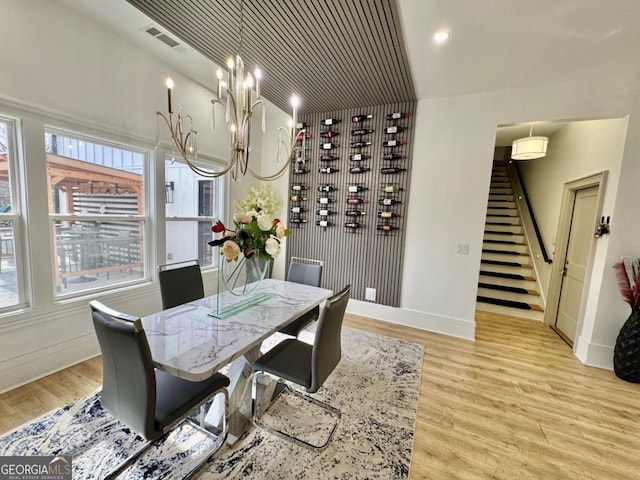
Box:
[456,243,470,254]
[365,287,376,302]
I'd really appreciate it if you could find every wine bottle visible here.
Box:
[380,185,403,193]
[379,198,401,206]
[320,131,340,138]
[386,112,411,120]
[294,156,310,163]
[384,126,408,135]
[345,222,364,229]
[290,194,307,202]
[351,128,374,136]
[321,142,338,150]
[320,155,339,162]
[378,211,401,218]
[349,153,371,161]
[345,210,366,217]
[317,209,337,216]
[291,206,308,213]
[319,167,339,174]
[292,167,310,174]
[347,198,369,205]
[350,141,372,148]
[382,153,407,161]
[321,118,341,126]
[296,133,312,141]
[291,184,308,191]
[290,218,307,224]
[383,139,407,147]
[316,220,335,227]
[317,197,334,205]
[351,114,373,123]
[349,166,371,174]
[377,224,400,232]
[318,184,337,192]
[348,185,368,193]
[381,167,407,174]
[295,122,309,129]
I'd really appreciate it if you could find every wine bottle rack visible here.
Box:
[287,102,415,307]
[289,122,312,227]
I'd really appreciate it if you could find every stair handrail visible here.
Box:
[508,162,552,264]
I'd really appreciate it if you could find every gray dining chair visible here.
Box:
[279,257,324,337]
[158,259,204,310]
[90,300,229,479]
[252,285,350,451]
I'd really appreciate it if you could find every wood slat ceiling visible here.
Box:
[126,0,415,114]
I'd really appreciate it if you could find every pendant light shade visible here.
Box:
[511,126,548,160]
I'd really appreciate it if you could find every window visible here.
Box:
[164,157,224,267]
[45,130,149,296]
[0,116,26,310]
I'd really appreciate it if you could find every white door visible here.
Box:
[554,186,599,344]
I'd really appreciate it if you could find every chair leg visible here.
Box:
[103,437,156,479]
[251,371,341,452]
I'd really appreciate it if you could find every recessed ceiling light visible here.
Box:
[433,30,450,45]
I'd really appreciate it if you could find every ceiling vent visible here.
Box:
[141,24,185,51]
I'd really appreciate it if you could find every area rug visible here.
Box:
[0,326,423,479]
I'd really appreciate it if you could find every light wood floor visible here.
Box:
[2,311,639,479]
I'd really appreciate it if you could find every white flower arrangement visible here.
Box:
[236,184,281,216]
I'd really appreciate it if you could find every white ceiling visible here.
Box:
[61,0,640,109]
[399,0,640,99]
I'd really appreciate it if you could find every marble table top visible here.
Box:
[142,279,333,381]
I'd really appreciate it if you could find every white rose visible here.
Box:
[265,237,280,258]
[275,222,287,239]
[257,214,273,231]
[247,209,259,219]
[222,240,240,261]
[234,212,252,224]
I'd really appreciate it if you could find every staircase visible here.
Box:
[476,161,544,321]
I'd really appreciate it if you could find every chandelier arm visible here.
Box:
[246,160,291,181]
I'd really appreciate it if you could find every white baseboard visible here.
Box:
[575,335,614,370]
[0,333,100,394]
[346,299,476,341]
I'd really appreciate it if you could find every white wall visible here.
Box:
[518,118,629,294]
[390,76,640,366]
[0,0,289,392]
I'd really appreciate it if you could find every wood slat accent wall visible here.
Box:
[287,101,416,306]
[126,0,415,113]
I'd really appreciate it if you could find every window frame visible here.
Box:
[0,114,29,313]
[45,127,152,299]
[163,153,226,270]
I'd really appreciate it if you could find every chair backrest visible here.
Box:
[287,257,323,287]
[158,260,205,310]
[90,300,157,439]
[309,285,351,393]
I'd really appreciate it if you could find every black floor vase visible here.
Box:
[614,308,640,383]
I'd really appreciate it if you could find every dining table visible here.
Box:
[141,278,333,443]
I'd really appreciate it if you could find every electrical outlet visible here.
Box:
[456,243,469,255]
[365,287,376,302]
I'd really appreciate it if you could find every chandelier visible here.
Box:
[155,1,302,181]
[511,126,549,160]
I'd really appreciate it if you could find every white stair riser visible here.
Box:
[488,194,514,202]
[477,287,541,305]
[483,242,528,254]
[483,233,525,243]
[486,216,521,225]
[487,201,516,209]
[478,275,539,291]
[489,188,513,195]
[484,224,523,234]
[482,252,531,265]
[475,302,545,321]
[479,263,534,277]
[486,208,518,217]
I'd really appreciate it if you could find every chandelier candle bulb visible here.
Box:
[165,77,174,114]
[254,68,261,98]
[216,69,223,99]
